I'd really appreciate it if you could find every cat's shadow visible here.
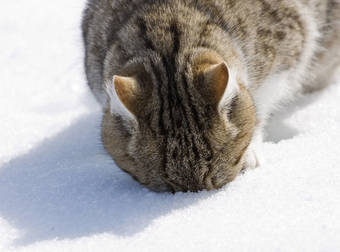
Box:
[0,113,211,246]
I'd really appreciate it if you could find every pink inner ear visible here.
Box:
[114,76,138,115]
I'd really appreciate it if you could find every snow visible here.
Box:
[0,0,340,251]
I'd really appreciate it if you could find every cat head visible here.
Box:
[102,50,256,192]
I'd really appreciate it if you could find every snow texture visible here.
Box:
[1,1,340,251]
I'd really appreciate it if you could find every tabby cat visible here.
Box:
[82,0,340,192]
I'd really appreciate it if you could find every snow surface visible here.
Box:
[1,0,340,251]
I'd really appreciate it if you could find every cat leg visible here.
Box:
[243,70,296,170]
[304,47,340,93]
[304,6,340,92]
[243,75,288,170]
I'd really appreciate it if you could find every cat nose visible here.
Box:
[180,182,207,193]
[167,182,200,193]
[163,175,210,192]
[179,176,216,192]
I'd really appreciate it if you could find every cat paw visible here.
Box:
[241,128,265,171]
[242,142,264,171]
[242,147,259,170]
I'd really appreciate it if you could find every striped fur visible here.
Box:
[83,0,340,192]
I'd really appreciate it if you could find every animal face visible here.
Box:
[102,51,256,192]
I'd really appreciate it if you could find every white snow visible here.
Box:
[1,1,340,251]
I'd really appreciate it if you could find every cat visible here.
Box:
[82,0,340,192]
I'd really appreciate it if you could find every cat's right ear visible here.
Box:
[105,75,140,120]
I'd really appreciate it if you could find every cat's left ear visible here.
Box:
[201,61,239,110]
[204,62,229,103]
[193,51,239,109]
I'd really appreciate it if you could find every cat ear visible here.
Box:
[193,51,239,109]
[204,62,229,103]
[105,75,140,119]
[203,61,239,109]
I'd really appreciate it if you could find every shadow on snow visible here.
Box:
[0,113,211,246]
